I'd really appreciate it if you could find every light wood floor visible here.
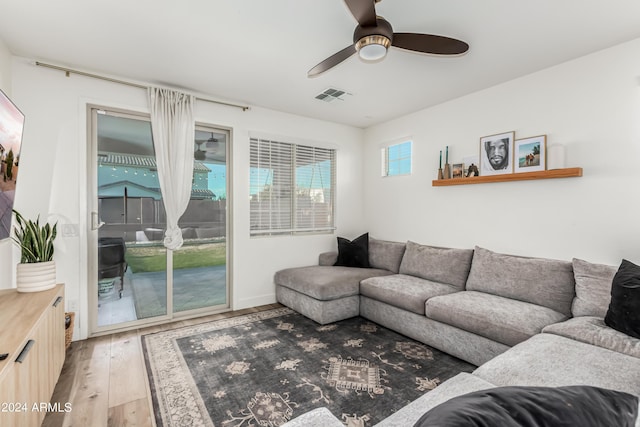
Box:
[42,303,282,427]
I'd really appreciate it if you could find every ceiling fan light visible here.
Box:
[356,35,390,62]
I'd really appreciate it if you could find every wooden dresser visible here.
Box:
[0,284,66,427]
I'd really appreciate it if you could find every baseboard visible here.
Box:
[235,293,276,310]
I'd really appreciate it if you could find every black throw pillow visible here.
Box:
[605,259,640,339]
[413,385,639,427]
[334,233,370,268]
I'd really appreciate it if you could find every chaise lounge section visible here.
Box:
[274,238,403,325]
[275,236,640,426]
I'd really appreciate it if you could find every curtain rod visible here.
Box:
[35,61,250,112]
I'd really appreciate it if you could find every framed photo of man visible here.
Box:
[479,131,514,176]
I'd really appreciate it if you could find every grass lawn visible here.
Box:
[125,241,226,273]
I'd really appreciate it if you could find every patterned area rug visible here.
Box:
[142,308,475,427]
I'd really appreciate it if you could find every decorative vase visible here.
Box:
[16,261,56,293]
[443,163,451,179]
[547,145,566,170]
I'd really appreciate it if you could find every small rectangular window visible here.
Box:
[382,140,412,177]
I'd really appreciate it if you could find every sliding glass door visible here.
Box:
[173,127,228,315]
[89,107,230,332]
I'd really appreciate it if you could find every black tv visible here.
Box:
[0,89,24,240]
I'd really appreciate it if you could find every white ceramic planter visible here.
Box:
[16,261,57,293]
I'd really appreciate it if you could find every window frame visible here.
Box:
[381,140,413,177]
[249,137,336,236]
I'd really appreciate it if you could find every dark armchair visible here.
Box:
[98,237,128,298]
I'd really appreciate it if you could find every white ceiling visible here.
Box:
[2,0,640,128]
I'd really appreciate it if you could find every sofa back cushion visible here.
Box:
[571,258,616,318]
[319,251,338,266]
[398,241,474,289]
[368,238,406,273]
[466,246,575,316]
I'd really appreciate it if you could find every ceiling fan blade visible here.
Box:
[308,44,357,78]
[392,33,469,55]
[343,0,377,27]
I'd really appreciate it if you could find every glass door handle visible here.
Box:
[91,212,105,230]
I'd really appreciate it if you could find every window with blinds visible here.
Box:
[382,140,412,177]
[250,137,336,236]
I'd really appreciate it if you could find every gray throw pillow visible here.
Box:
[398,241,473,289]
[368,238,406,273]
[571,258,617,318]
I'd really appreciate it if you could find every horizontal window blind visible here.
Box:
[250,137,336,236]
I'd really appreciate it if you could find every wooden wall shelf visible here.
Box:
[432,167,583,186]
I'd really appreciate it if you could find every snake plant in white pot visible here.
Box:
[12,210,58,292]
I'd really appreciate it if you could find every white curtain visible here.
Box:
[148,87,195,250]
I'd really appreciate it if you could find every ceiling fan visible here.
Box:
[308,0,469,77]
[196,133,219,146]
[194,133,220,160]
[194,141,206,161]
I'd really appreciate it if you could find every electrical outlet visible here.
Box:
[61,224,79,237]
[68,299,78,312]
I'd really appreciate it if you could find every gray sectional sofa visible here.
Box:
[275,238,640,426]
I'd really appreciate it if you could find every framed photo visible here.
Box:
[514,135,546,173]
[0,89,25,241]
[452,163,464,179]
[463,155,479,177]
[479,131,514,176]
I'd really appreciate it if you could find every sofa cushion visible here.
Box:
[274,266,392,301]
[473,333,640,396]
[144,227,164,241]
[360,274,459,315]
[276,286,359,325]
[399,241,474,290]
[605,259,640,339]
[334,232,370,268]
[318,251,338,266]
[543,316,640,359]
[195,227,220,239]
[376,373,496,427]
[181,227,197,239]
[369,238,406,273]
[281,407,343,427]
[425,291,567,346]
[572,258,616,317]
[466,246,575,316]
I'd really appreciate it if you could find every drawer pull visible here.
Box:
[53,296,63,307]
[16,340,35,363]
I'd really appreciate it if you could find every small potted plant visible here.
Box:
[11,209,57,292]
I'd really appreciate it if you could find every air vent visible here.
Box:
[315,87,351,103]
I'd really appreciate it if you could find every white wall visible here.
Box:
[9,58,365,339]
[8,36,640,339]
[363,37,640,266]
[0,38,15,289]
[0,38,10,90]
